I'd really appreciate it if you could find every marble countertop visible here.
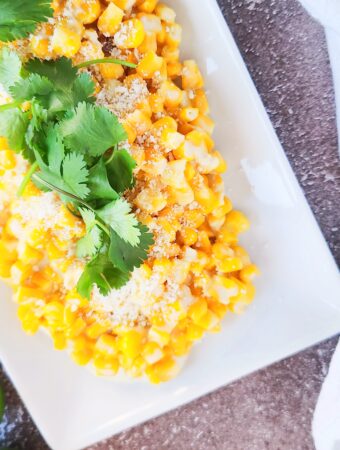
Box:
[1,0,339,449]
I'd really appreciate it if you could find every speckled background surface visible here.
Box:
[1,0,339,449]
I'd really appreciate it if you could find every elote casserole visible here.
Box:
[0,0,258,383]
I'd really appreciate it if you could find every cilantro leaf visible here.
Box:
[0,108,28,151]
[108,224,154,273]
[0,0,53,42]
[60,102,127,157]
[79,208,96,230]
[10,74,53,103]
[26,57,77,90]
[36,130,90,199]
[0,48,22,91]
[77,253,129,299]
[24,102,49,162]
[76,225,103,258]
[72,73,95,104]
[62,153,90,199]
[23,61,95,116]
[97,198,141,246]
[106,149,136,193]
[87,158,119,202]
[45,124,65,174]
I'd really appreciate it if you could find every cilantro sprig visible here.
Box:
[0,0,53,42]
[0,49,153,299]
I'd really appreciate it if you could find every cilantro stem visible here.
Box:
[31,173,111,237]
[75,58,137,70]
[0,100,21,112]
[104,145,118,166]
[17,161,39,197]
[100,273,112,291]
[94,220,111,237]
[31,173,93,210]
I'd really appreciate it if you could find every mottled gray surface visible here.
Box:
[1,0,339,449]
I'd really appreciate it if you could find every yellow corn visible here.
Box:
[98,3,124,36]
[114,19,145,49]
[137,51,163,78]
[146,356,179,384]
[72,0,101,24]
[155,3,176,23]
[51,23,83,57]
[182,60,204,90]
[138,0,158,13]
[0,0,258,383]
[100,62,125,80]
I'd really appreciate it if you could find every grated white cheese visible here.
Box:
[89,260,194,328]
[96,77,149,119]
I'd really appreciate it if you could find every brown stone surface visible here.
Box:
[1,0,339,449]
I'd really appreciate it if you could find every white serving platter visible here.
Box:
[0,1,340,449]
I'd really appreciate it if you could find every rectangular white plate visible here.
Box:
[0,1,340,449]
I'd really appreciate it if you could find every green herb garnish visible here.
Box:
[0,0,53,42]
[0,48,153,299]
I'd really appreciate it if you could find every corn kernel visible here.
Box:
[138,0,158,13]
[192,114,215,135]
[10,261,31,284]
[137,51,163,78]
[98,3,124,36]
[0,150,16,170]
[160,80,183,108]
[112,0,136,10]
[148,326,170,346]
[18,244,43,265]
[182,60,204,90]
[180,107,199,123]
[85,322,108,340]
[44,301,64,328]
[66,317,87,338]
[51,24,83,57]
[0,136,9,150]
[170,330,191,356]
[149,93,164,113]
[178,227,198,246]
[137,13,162,33]
[71,337,94,365]
[192,89,210,114]
[161,45,179,63]
[117,330,144,359]
[142,341,163,364]
[165,23,182,47]
[186,323,204,341]
[152,116,177,132]
[224,210,250,234]
[135,188,167,213]
[188,298,208,323]
[138,31,157,53]
[52,331,67,350]
[72,0,101,24]
[100,62,125,80]
[21,312,40,335]
[167,61,182,78]
[146,356,179,384]
[114,19,145,49]
[239,264,259,283]
[126,109,152,135]
[93,354,119,374]
[95,334,118,356]
[123,121,137,143]
[155,3,176,23]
